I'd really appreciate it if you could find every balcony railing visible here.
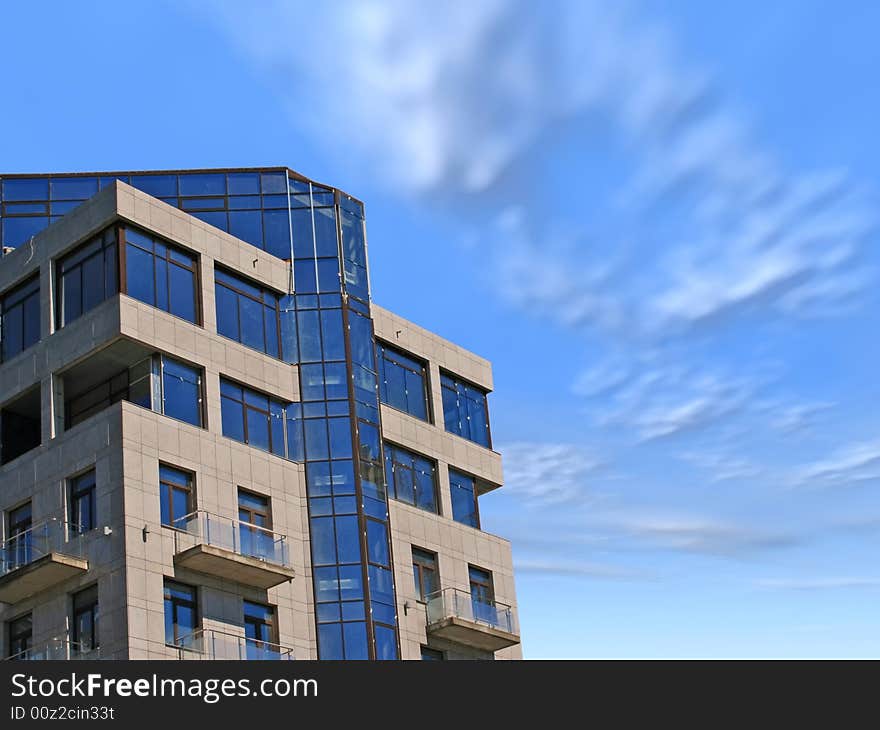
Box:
[0,519,85,579]
[172,510,290,568]
[6,636,100,661]
[426,587,518,635]
[172,629,294,660]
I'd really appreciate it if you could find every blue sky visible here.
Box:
[5,1,880,657]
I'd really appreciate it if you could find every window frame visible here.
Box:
[159,464,195,529]
[468,565,495,605]
[439,370,492,448]
[219,377,288,456]
[7,613,33,659]
[68,469,97,534]
[0,274,40,363]
[384,442,439,514]
[163,580,199,648]
[55,226,120,329]
[243,599,278,647]
[411,547,439,603]
[420,646,444,661]
[376,341,431,422]
[449,468,481,529]
[71,584,99,654]
[214,266,283,359]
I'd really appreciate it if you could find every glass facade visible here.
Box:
[377,342,430,421]
[55,228,118,328]
[1,168,401,660]
[0,275,39,362]
[441,373,491,447]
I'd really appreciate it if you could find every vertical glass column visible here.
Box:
[281,179,399,660]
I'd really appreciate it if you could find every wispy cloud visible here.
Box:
[791,438,880,489]
[515,558,648,581]
[757,577,880,591]
[499,442,601,505]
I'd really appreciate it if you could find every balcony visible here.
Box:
[172,510,295,589]
[0,520,89,604]
[172,629,294,660]
[426,587,520,652]
[6,636,100,661]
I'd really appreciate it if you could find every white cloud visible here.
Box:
[500,442,600,505]
[757,577,880,591]
[792,438,880,489]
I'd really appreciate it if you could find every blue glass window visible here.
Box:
[123,227,198,323]
[0,275,39,362]
[377,343,429,421]
[450,469,479,528]
[219,378,287,456]
[2,178,48,201]
[214,268,282,359]
[69,470,97,533]
[440,372,491,447]
[50,177,98,200]
[160,357,203,427]
[159,465,193,529]
[56,227,118,327]
[384,443,438,514]
[164,580,197,647]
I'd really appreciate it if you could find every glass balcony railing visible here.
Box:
[6,636,100,661]
[426,587,518,635]
[173,629,294,660]
[0,519,85,578]
[172,510,290,568]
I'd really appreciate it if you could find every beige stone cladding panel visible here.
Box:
[119,402,314,660]
[388,501,520,660]
[372,305,493,391]
[0,406,129,659]
[380,406,503,489]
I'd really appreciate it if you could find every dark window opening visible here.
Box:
[56,228,118,328]
[69,470,96,533]
[0,386,40,465]
[6,503,32,569]
[7,614,32,659]
[243,600,277,659]
[72,585,99,655]
[0,275,40,362]
[420,646,444,661]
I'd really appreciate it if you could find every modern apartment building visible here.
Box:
[0,168,520,661]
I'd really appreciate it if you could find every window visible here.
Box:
[6,502,32,568]
[7,614,32,659]
[56,228,118,327]
[420,646,444,661]
[215,268,282,359]
[220,379,286,456]
[158,357,203,427]
[440,373,491,447]
[377,343,429,421]
[164,580,198,647]
[64,354,201,429]
[243,600,277,659]
[122,227,198,324]
[384,443,438,514]
[0,386,40,466]
[160,465,194,528]
[69,470,96,533]
[449,469,480,528]
[0,275,39,362]
[238,489,273,559]
[72,585,99,655]
[469,566,496,625]
[412,548,439,602]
